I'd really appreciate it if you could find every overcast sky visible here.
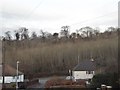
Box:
[0,0,119,36]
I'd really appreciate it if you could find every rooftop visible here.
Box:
[73,60,96,71]
[0,64,23,76]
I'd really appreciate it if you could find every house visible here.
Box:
[0,64,24,83]
[72,59,96,81]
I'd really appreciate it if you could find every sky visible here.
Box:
[0,0,119,36]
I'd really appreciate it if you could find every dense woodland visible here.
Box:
[2,26,119,78]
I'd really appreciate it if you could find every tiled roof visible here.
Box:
[73,60,96,71]
[0,64,23,76]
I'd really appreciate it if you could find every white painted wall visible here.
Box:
[72,71,95,80]
[0,75,24,83]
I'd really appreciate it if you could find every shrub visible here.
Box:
[90,73,119,88]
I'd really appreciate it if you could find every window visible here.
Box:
[86,71,93,74]
[13,76,19,79]
[17,76,19,79]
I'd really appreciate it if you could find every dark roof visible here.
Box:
[0,64,23,76]
[73,60,96,71]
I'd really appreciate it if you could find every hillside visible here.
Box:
[3,33,118,77]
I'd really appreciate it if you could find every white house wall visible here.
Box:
[72,71,95,80]
[0,75,24,83]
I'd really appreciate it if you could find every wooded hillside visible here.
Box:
[3,27,118,77]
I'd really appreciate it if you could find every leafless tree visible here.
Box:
[93,27,100,36]
[40,30,46,39]
[45,32,52,39]
[20,27,29,40]
[5,31,11,40]
[71,32,77,38]
[40,30,52,40]
[107,27,116,32]
[14,30,20,40]
[80,26,93,38]
[31,32,37,39]
[53,33,59,38]
[60,26,70,38]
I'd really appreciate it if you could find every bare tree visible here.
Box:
[80,26,93,38]
[107,27,116,32]
[40,30,46,39]
[71,32,77,38]
[5,31,11,40]
[14,30,20,41]
[60,26,70,38]
[93,27,100,36]
[45,32,52,39]
[31,32,37,39]
[20,27,29,40]
[53,33,59,38]
[40,30,52,40]
[76,29,81,39]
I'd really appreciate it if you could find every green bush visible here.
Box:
[90,73,119,88]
